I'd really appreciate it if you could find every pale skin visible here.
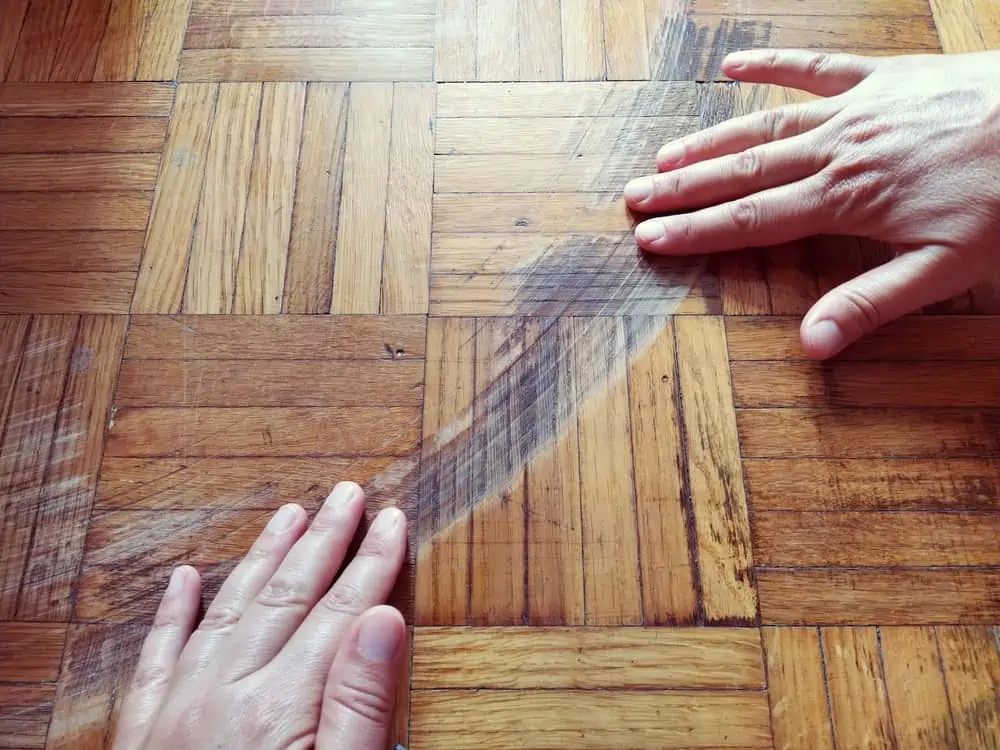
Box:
[120,48,1000,747]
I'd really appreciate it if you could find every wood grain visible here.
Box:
[936,626,1000,748]
[0,1,30,83]
[762,627,835,750]
[0,272,136,314]
[192,0,437,12]
[0,623,67,681]
[930,0,998,52]
[0,83,175,116]
[435,0,476,81]
[178,48,434,81]
[93,0,150,81]
[132,83,218,314]
[0,153,160,191]
[477,0,519,81]
[435,153,659,193]
[433,194,631,233]
[136,0,195,80]
[330,82,392,314]
[822,627,896,749]
[6,0,70,83]
[519,0,562,81]
[0,229,144,271]
[0,684,54,749]
[0,117,167,153]
[561,0,605,80]
[604,0,650,80]
[48,0,112,82]
[185,14,435,48]
[412,627,764,689]
[675,316,757,623]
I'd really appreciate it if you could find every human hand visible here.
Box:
[112,482,408,750]
[624,49,1000,359]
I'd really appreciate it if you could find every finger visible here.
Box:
[625,135,825,215]
[112,566,201,750]
[722,49,881,97]
[219,482,366,682]
[175,503,308,680]
[652,102,835,172]
[272,506,407,686]
[316,606,406,750]
[633,176,830,255]
[800,244,980,359]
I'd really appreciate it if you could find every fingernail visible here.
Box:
[723,50,755,69]
[635,221,665,247]
[267,503,300,532]
[806,319,845,357]
[370,507,404,536]
[624,177,653,204]
[325,482,362,509]
[166,566,186,595]
[357,609,402,663]
[657,143,684,168]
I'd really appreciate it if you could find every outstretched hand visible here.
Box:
[625,49,1000,359]
[113,482,408,750]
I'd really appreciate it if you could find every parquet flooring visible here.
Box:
[0,1,999,748]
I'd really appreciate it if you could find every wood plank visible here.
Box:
[192,0,437,13]
[754,512,1000,568]
[688,13,941,49]
[518,0,562,81]
[123,315,426,359]
[415,318,475,626]
[178,48,434,81]
[937,626,1000,748]
[762,627,835,750]
[6,0,70,82]
[715,249,773,315]
[0,82,175,116]
[561,0,605,80]
[93,0,151,81]
[434,116,695,156]
[17,316,127,621]
[744,458,1000,512]
[0,684,53,749]
[283,82,347,314]
[431,233,654,274]
[330,82,392,314]
[737,408,1000,458]
[435,0,476,81]
[183,82,260,314]
[604,0,649,80]
[435,153,660,193]
[105,407,421,457]
[524,318,585,626]
[0,117,167,153]
[822,627,896,750]
[574,317,642,625]
[691,0,931,13]
[0,192,152,231]
[930,0,993,53]
[0,273,135,314]
[0,153,160,191]
[0,623,68,681]
[382,83,434,314]
[411,627,764,689]
[433,194,631,233]
[234,82,305,314]
[135,0,195,80]
[409,690,772,749]
[732,361,1000,408]
[132,83,217,314]
[765,243,820,315]
[0,1,30,83]
[675,316,757,623]
[115,359,424,407]
[477,0,519,81]
[186,14,436,48]
[0,316,30,435]
[436,82,699,117]
[726,316,1000,361]
[0,315,77,619]
[95,456,401,510]
[49,0,113,82]
[628,320,697,624]
[759,569,1000,625]
[880,627,959,750]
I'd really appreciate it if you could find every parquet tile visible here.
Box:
[1,1,999,748]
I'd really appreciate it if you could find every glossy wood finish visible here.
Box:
[0,1,998,748]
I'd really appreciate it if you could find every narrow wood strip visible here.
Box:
[822,627,896,749]
[331,82,392,314]
[0,316,30,437]
[234,81,305,314]
[435,0,477,81]
[477,0,519,81]
[409,690,772,749]
[561,0,605,80]
[0,153,160,191]
[283,82,348,313]
[0,273,135,314]
[758,569,1000,625]
[412,627,764,689]
[436,82,699,117]
[0,623,68,681]
[675,316,757,623]
[691,0,931,13]
[765,243,820,315]
[763,627,835,750]
[937,626,1000,748]
[185,13,436,48]
[0,117,167,153]
[6,0,70,82]
[191,0,437,11]
[0,192,152,230]
[16,316,127,620]
[880,627,959,750]
[930,0,990,52]
[0,83,175,116]
[627,319,697,624]
[93,0,150,81]
[135,0,194,80]
[183,82,261,314]
[178,48,434,82]
[382,83,434,314]
[115,359,424,407]
[435,153,663,192]
[0,1,30,83]
[105,407,422,457]
[604,0,650,80]
[123,315,427,360]
[715,249,773,315]
[518,0,562,81]
[49,0,113,82]
[132,83,218,314]
[432,194,630,233]
[0,684,54,749]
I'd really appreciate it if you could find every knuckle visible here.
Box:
[761,108,784,141]
[729,199,762,233]
[197,603,243,633]
[733,149,763,182]
[822,159,886,223]
[318,581,366,618]
[130,663,172,694]
[805,52,830,79]
[839,287,883,330]
[654,170,682,197]
[325,678,394,726]
[255,578,314,612]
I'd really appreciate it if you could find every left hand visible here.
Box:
[624,49,1000,359]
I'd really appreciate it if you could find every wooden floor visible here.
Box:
[1,0,1000,748]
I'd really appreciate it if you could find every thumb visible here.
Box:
[722,49,881,97]
[316,606,406,750]
[800,245,979,359]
